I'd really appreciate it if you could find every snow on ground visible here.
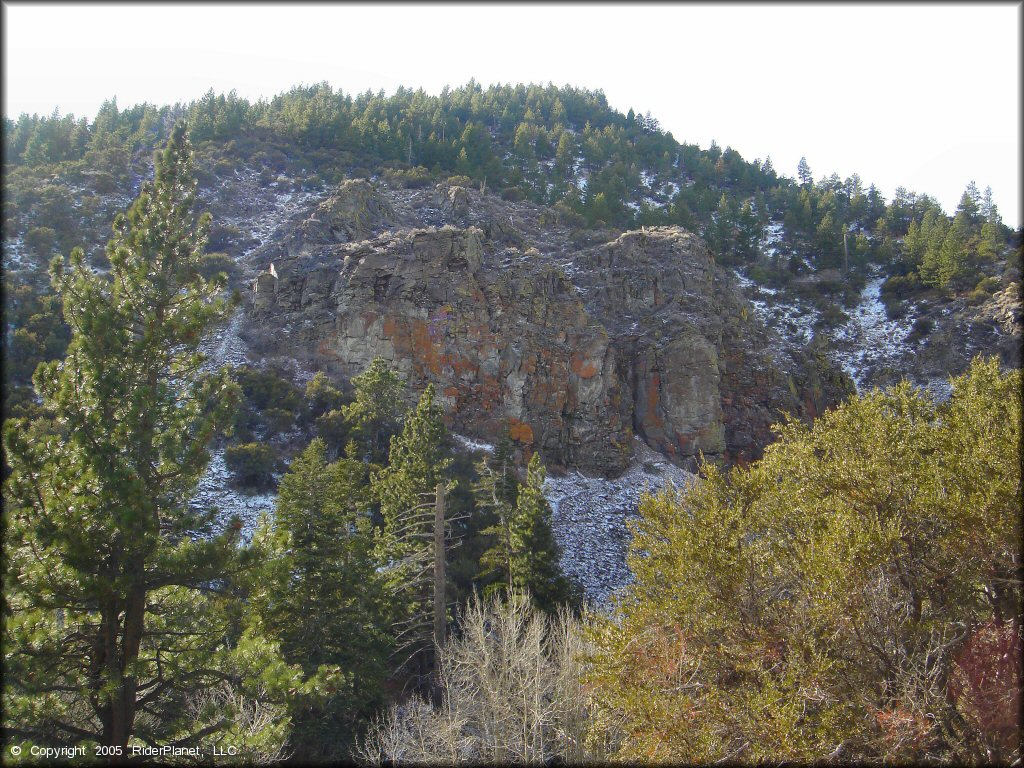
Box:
[190,448,276,543]
[544,438,694,610]
[830,270,915,391]
[560,258,580,280]
[451,433,496,455]
[198,308,249,374]
[572,156,589,192]
[732,268,818,346]
[760,221,785,258]
[3,235,28,269]
[189,177,325,536]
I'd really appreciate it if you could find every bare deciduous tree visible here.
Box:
[356,592,604,764]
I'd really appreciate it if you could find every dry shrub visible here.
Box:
[948,619,1022,759]
[356,592,601,764]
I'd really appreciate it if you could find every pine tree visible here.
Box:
[343,356,405,463]
[919,209,950,288]
[736,200,760,259]
[980,185,998,224]
[371,384,451,669]
[903,218,925,268]
[250,438,393,758]
[958,181,982,224]
[475,431,520,596]
[797,156,813,187]
[2,124,308,753]
[979,219,1004,263]
[937,214,972,288]
[508,453,577,614]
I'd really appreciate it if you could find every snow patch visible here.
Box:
[830,272,914,391]
[199,308,249,373]
[451,433,496,455]
[190,449,276,543]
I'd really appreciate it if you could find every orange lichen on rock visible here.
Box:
[508,419,534,443]
[409,319,443,375]
[316,339,341,359]
[570,351,600,379]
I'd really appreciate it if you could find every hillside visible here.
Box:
[5,81,1021,604]
[3,80,1021,765]
[5,81,1020,401]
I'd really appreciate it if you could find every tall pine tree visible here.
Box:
[508,453,578,614]
[3,124,308,754]
[249,438,393,759]
[371,384,451,672]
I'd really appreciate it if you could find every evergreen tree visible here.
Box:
[980,185,998,223]
[250,438,393,759]
[508,453,577,614]
[371,385,451,668]
[936,213,972,288]
[902,217,925,269]
[2,124,309,752]
[979,219,1004,263]
[797,156,813,187]
[736,199,760,258]
[342,356,406,463]
[475,431,520,596]
[958,181,982,224]
[919,210,950,288]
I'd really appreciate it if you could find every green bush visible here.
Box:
[304,371,347,419]
[24,227,57,257]
[89,171,118,194]
[974,275,1001,295]
[207,223,243,252]
[907,316,934,342]
[382,165,432,189]
[195,252,239,284]
[881,272,923,301]
[818,301,848,327]
[224,442,279,489]
[235,366,303,413]
[214,158,236,177]
[263,407,296,438]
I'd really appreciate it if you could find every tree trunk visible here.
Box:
[433,482,446,653]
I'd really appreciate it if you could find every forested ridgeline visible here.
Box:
[5,81,1018,284]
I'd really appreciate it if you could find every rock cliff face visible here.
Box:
[250,182,851,475]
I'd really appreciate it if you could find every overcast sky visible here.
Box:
[4,2,1021,227]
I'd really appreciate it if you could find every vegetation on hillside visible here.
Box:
[3,91,1021,763]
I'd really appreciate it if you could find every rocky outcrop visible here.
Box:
[253,225,632,473]
[567,227,847,465]
[250,196,851,475]
[282,179,395,258]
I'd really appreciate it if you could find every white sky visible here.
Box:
[3,2,1021,227]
